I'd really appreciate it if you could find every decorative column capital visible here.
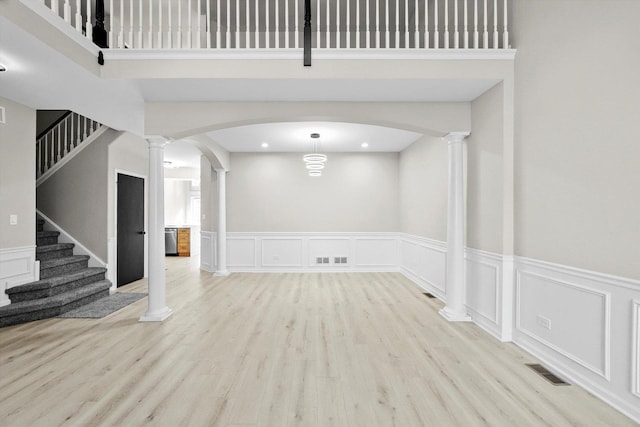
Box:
[214,168,228,174]
[444,131,471,144]
[145,135,169,148]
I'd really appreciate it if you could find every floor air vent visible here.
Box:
[526,363,570,386]
[423,292,436,299]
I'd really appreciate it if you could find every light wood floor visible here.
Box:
[0,257,635,426]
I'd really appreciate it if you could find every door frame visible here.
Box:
[112,169,148,290]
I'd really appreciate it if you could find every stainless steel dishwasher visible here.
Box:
[164,228,178,255]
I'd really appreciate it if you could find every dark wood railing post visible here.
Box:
[93,0,108,48]
[304,0,311,66]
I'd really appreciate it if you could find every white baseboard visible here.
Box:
[0,246,38,306]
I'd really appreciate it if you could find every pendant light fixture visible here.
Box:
[303,133,327,177]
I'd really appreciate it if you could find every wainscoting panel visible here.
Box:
[308,238,350,267]
[199,231,216,273]
[399,235,447,297]
[354,238,398,267]
[0,246,38,307]
[633,300,640,398]
[227,238,257,267]
[465,248,502,339]
[261,238,304,267]
[516,270,610,379]
[513,257,640,422]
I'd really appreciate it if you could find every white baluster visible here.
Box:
[235,0,240,48]
[295,0,299,48]
[267,0,271,48]
[454,0,459,48]
[483,0,488,48]
[158,0,164,48]
[86,0,93,41]
[51,0,59,15]
[318,0,322,49]
[503,0,508,48]
[216,0,221,48]
[178,1,183,48]
[208,0,212,48]
[63,116,69,156]
[84,117,88,139]
[326,0,330,48]
[384,0,389,47]
[275,0,280,48]
[425,0,429,48]
[109,0,114,48]
[375,0,379,48]
[187,0,193,48]
[240,0,245,48]
[493,0,498,48]
[474,0,478,48]
[434,0,438,48]
[444,0,449,48]
[366,0,370,48]
[168,1,173,47]
[75,0,82,31]
[119,0,124,48]
[414,0,418,47]
[137,0,143,48]
[255,0,258,49]
[56,126,61,162]
[44,135,49,170]
[395,0,399,48]
[197,0,202,48]
[355,0,359,48]
[36,140,41,177]
[246,0,251,48]
[63,0,71,23]
[464,0,469,48]
[404,0,408,47]
[129,0,134,47]
[337,0,340,48]
[346,0,350,48]
[148,0,153,48]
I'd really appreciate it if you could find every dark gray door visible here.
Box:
[117,173,144,287]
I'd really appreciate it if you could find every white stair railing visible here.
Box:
[40,0,510,50]
[36,112,103,182]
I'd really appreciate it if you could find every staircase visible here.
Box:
[0,219,112,328]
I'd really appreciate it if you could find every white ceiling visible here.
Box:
[164,141,204,168]
[207,121,424,153]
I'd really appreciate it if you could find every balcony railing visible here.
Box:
[40,0,509,50]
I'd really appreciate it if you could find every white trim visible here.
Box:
[36,127,109,187]
[113,169,148,290]
[227,237,258,267]
[633,299,640,398]
[515,270,611,380]
[19,0,101,56]
[0,246,38,307]
[36,209,106,268]
[260,237,305,268]
[103,48,517,61]
[517,255,640,292]
[200,231,216,272]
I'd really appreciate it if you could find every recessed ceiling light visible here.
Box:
[0,64,6,72]
[361,142,369,148]
[261,142,269,148]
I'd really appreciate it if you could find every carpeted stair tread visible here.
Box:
[37,230,59,238]
[36,243,75,254]
[6,267,107,294]
[40,255,90,269]
[0,280,112,318]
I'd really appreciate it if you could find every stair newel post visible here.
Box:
[304,0,311,66]
[93,0,108,48]
[140,136,173,322]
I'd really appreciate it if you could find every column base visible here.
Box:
[214,270,230,277]
[139,306,173,322]
[439,307,472,322]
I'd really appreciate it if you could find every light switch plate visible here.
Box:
[9,214,17,225]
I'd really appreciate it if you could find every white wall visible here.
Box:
[513,0,640,280]
[398,135,448,241]
[0,97,37,304]
[227,152,399,232]
[164,180,191,226]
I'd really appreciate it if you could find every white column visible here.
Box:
[214,168,229,276]
[140,137,173,322]
[440,131,472,322]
